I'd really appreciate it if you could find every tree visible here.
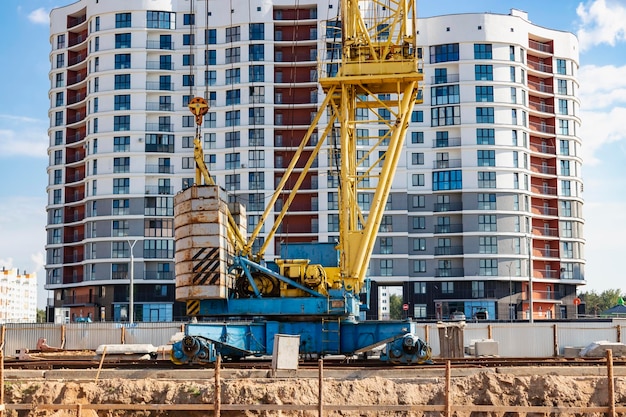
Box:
[389,294,403,320]
[36,309,47,323]
[579,289,623,316]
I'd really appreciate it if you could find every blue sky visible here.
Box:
[1,0,625,308]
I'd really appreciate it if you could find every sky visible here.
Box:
[1,0,625,309]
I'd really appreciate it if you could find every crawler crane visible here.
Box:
[171,0,430,365]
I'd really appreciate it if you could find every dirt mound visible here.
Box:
[2,372,619,416]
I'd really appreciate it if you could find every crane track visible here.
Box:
[2,355,621,371]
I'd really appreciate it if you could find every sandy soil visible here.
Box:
[2,372,623,417]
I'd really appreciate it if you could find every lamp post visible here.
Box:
[127,239,137,324]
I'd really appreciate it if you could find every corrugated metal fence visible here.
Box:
[3,320,624,358]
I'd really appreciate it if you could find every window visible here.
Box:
[379,215,393,232]
[204,112,216,128]
[249,44,264,61]
[147,11,175,29]
[561,160,571,176]
[56,34,65,49]
[113,178,129,194]
[183,13,195,25]
[226,89,241,105]
[380,259,393,276]
[250,23,264,40]
[205,50,216,65]
[225,47,241,64]
[205,29,216,44]
[413,261,426,273]
[562,221,573,238]
[205,70,216,86]
[558,79,568,95]
[432,170,462,191]
[55,92,64,107]
[53,169,62,185]
[225,131,241,148]
[434,68,447,84]
[431,85,459,105]
[116,13,131,28]
[113,115,130,131]
[560,140,570,156]
[556,59,567,75]
[112,220,129,237]
[562,242,574,258]
[411,132,424,144]
[56,54,64,69]
[478,171,496,188]
[478,193,496,210]
[411,153,424,165]
[412,195,426,208]
[413,238,426,251]
[250,65,264,82]
[114,136,130,152]
[412,174,425,186]
[183,54,194,66]
[225,174,240,191]
[114,74,130,89]
[477,128,495,145]
[53,189,62,204]
[249,172,264,190]
[479,236,498,254]
[558,99,568,115]
[430,43,459,63]
[380,237,393,254]
[559,119,570,135]
[182,115,194,128]
[328,213,339,232]
[476,107,494,123]
[478,215,497,231]
[225,68,241,84]
[225,152,240,169]
[54,111,63,126]
[412,216,426,230]
[561,180,571,196]
[431,105,460,126]
[477,150,495,166]
[114,54,131,69]
[249,150,264,168]
[183,34,195,45]
[475,86,493,102]
[250,87,265,104]
[226,26,241,42]
[114,95,130,111]
[411,110,424,122]
[479,259,498,276]
[475,65,493,81]
[474,44,492,59]
[113,157,130,173]
[115,33,131,48]
[183,74,194,86]
[226,110,240,126]
[56,73,64,88]
[54,131,63,145]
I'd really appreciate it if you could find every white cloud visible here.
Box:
[27,7,49,25]
[576,0,626,51]
[577,64,626,165]
[0,115,48,158]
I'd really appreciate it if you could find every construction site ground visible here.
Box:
[2,360,626,416]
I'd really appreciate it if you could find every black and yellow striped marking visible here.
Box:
[186,300,200,316]
[192,247,221,285]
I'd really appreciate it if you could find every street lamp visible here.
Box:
[127,239,138,324]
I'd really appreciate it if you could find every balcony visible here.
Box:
[434,246,464,256]
[530,163,556,175]
[534,247,560,258]
[529,102,554,114]
[529,143,556,155]
[435,268,465,278]
[434,224,463,234]
[434,202,463,212]
[529,121,555,135]
[432,137,461,148]
[146,102,174,112]
[145,164,174,174]
[528,61,553,74]
[433,159,462,170]
[532,226,559,237]
[67,15,86,29]
[531,184,557,197]
[528,40,553,54]
[531,204,558,216]
[145,186,173,195]
[146,40,174,50]
[431,73,460,85]
[146,61,175,70]
[146,81,174,91]
[145,123,174,132]
[528,79,553,95]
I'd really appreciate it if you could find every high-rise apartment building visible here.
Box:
[47,1,584,322]
[0,268,37,323]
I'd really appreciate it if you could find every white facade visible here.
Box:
[0,268,37,323]
[47,1,584,322]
